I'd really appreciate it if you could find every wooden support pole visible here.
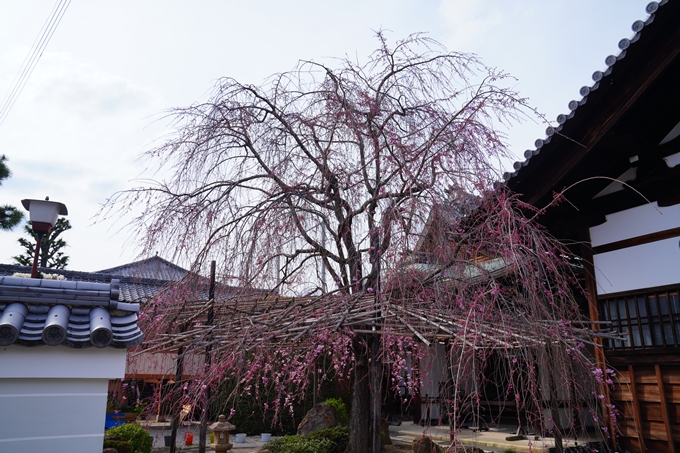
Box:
[628,365,646,452]
[199,260,216,453]
[445,340,455,444]
[170,324,186,453]
[580,241,618,451]
[655,364,676,453]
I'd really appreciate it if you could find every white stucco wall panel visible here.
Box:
[593,237,680,295]
[589,202,680,247]
[0,378,108,453]
[0,345,126,378]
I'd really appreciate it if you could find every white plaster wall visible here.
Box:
[589,202,680,295]
[0,346,127,453]
[0,345,126,378]
[593,237,680,295]
[589,202,680,247]
[0,378,108,453]
[419,343,451,420]
[420,342,447,399]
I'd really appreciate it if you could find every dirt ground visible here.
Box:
[383,445,412,453]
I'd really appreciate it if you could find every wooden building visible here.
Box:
[505,1,680,451]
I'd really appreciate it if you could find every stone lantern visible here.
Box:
[208,414,235,452]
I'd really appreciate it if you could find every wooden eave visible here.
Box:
[507,0,680,238]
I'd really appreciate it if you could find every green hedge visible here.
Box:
[105,423,153,453]
[262,426,350,453]
[305,426,349,453]
[264,435,336,453]
[103,439,134,453]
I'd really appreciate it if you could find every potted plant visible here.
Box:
[115,401,145,422]
[116,405,136,422]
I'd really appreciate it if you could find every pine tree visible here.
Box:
[13,218,72,269]
[0,155,23,230]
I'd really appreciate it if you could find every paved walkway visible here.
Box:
[144,420,600,453]
[389,422,601,452]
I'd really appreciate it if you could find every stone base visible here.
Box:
[214,442,233,452]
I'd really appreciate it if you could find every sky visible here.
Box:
[0,0,654,272]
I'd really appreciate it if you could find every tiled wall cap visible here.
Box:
[0,303,28,345]
[89,307,113,348]
[42,304,70,346]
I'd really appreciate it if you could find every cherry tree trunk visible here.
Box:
[370,334,382,453]
[348,337,370,453]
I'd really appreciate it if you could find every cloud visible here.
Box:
[28,53,157,119]
[0,50,168,270]
[438,0,526,50]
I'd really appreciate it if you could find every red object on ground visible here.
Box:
[185,433,194,445]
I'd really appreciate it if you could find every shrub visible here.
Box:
[305,426,349,453]
[264,435,335,453]
[105,423,153,453]
[321,398,348,422]
[103,439,134,453]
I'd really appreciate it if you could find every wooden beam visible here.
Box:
[592,226,680,255]
[655,364,676,453]
[628,365,647,452]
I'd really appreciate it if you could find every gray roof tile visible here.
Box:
[96,255,189,281]
[504,1,667,184]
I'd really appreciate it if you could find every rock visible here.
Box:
[297,403,342,435]
[381,417,392,445]
[103,448,118,453]
[412,435,442,453]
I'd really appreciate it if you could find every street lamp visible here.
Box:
[20,197,68,278]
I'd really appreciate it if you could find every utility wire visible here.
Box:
[0,0,71,129]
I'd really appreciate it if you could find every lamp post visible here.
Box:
[20,198,68,278]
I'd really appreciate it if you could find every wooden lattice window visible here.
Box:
[599,287,680,350]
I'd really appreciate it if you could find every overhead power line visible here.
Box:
[0,0,71,129]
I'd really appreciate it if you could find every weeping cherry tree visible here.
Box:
[100,33,619,453]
